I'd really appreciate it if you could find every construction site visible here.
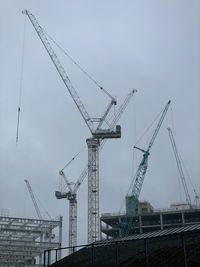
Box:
[1,2,199,267]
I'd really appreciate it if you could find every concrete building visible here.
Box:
[100,202,200,240]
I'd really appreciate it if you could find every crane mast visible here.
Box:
[126,100,171,217]
[56,89,137,251]
[24,179,42,220]
[73,89,136,193]
[55,172,77,254]
[167,127,192,206]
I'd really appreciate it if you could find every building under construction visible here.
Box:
[0,214,62,266]
[100,202,200,240]
[4,7,198,267]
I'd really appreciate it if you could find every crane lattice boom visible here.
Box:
[24,179,42,220]
[126,100,171,217]
[167,127,191,205]
[23,10,118,135]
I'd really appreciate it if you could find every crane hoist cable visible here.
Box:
[16,17,27,144]
[120,101,170,237]
[128,100,171,204]
[23,9,125,244]
[133,107,165,150]
[168,106,199,204]
[127,103,170,196]
[44,29,115,102]
[169,105,183,201]
[179,147,199,203]
[59,145,86,192]
[167,127,192,205]
[118,101,170,213]
[60,145,86,172]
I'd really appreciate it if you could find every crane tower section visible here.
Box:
[56,170,78,254]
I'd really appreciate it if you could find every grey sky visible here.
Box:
[0,0,199,245]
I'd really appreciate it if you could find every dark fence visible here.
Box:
[44,231,200,267]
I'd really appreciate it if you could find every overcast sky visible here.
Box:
[0,0,199,246]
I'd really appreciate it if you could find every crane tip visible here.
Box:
[22,9,28,15]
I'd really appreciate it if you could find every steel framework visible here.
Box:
[87,138,100,242]
[0,215,62,266]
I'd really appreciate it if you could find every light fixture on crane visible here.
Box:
[23,10,131,244]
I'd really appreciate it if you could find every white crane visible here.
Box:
[24,179,42,219]
[56,89,136,252]
[167,127,192,206]
[23,10,127,243]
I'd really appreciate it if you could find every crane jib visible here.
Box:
[126,100,171,220]
[22,9,119,136]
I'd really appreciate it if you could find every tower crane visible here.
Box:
[55,89,137,253]
[24,179,42,220]
[167,127,192,206]
[23,10,124,243]
[126,100,171,221]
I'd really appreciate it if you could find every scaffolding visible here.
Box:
[0,215,62,267]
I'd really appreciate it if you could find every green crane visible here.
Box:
[126,100,171,219]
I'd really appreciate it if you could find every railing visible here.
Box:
[43,231,200,267]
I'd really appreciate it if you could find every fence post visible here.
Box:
[115,241,119,267]
[72,246,75,267]
[144,239,148,267]
[181,233,187,267]
[56,249,58,263]
[47,250,50,267]
[43,250,46,267]
[91,244,94,267]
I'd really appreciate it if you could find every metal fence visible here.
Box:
[44,231,200,267]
